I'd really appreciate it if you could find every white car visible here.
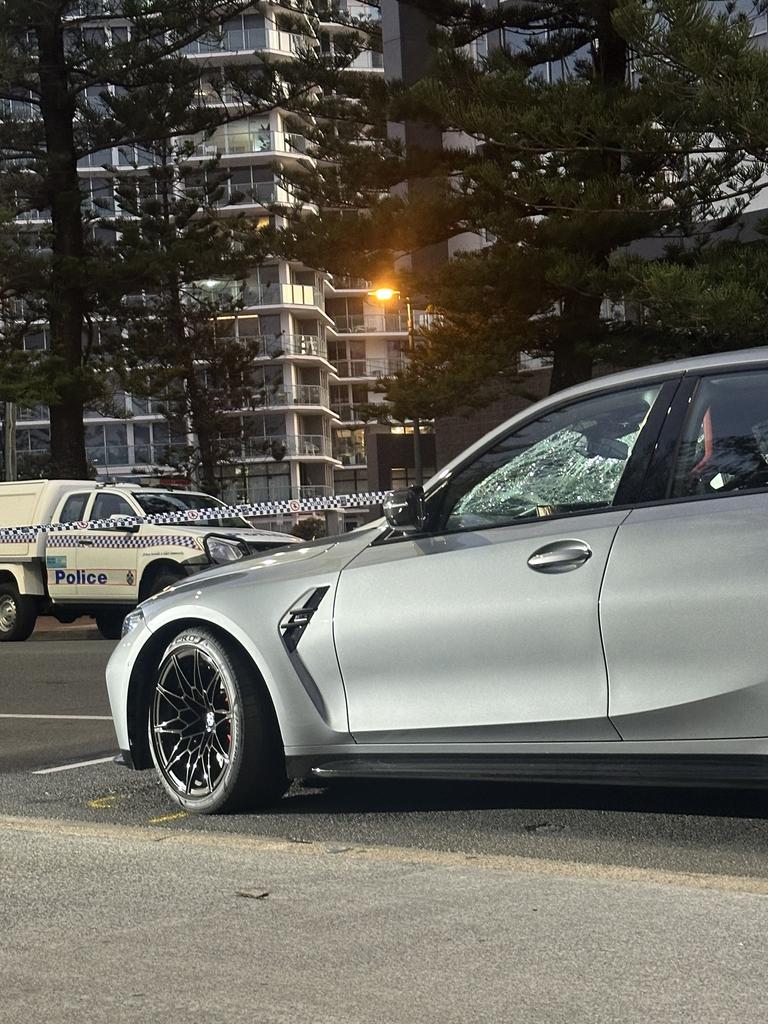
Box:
[107,349,768,812]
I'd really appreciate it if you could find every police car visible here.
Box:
[0,480,297,641]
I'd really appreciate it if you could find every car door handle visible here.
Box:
[527,540,592,573]
[77,538,95,547]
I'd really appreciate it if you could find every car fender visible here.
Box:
[139,597,352,751]
[0,561,45,597]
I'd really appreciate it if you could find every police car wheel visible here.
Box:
[95,610,126,640]
[147,628,288,814]
[0,584,37,642]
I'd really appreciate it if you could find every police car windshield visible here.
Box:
[132,492,251,529]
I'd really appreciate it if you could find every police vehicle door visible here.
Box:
[73,491,140,602]
[47,491,92,602]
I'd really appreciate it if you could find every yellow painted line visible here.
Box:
[147,811,188,824]
[87,795,118,810]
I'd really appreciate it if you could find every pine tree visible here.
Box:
[0,0,294,477]
[274,0,768,410]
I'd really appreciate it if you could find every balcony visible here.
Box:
[243,434,334,459]
[331,403,369,422]
[330,275,370,290]
[330,313,407,334]
[242,282,322,308]
[333,446,367,466]
[243,483,333,503]
[188,130,307,159]
[181,27,305,57]
[242,384,330,409]
[332,358,404,379]
[216,182,278,208]
[216,334,328,360]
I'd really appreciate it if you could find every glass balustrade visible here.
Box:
[243,434,331,458]
[181,28,304,56]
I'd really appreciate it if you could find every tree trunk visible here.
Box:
[549,2,627,397]
[187,372,220,497]
[36,13,89,478]
[548,291,601,395]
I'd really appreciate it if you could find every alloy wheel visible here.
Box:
[150,644,237,798]
[0,595,17,634]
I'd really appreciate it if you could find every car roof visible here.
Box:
[429,346,768,488]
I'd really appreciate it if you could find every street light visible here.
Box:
[368,286,422,487]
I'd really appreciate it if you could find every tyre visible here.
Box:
[147,628,288,814]
[140,565,186,602]
[0,583,37,642]
[95,609,127,640]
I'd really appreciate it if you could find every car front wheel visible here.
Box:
[147,628,288,814]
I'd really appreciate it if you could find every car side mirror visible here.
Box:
[383,487,426,533]
[105,514,140,534]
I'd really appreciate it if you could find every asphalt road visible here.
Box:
[3,635,768,1024]
[2,635,768,877]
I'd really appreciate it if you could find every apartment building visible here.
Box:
[5,1,436,531]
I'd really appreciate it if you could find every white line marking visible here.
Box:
[0,714,112,721]
[32,755,116,775]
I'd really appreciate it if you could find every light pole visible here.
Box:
[369,287,423,487]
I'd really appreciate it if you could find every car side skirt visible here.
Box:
[287,753,768,789]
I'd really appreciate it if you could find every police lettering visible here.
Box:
[54,570,108,585]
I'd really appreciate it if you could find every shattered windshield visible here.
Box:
[444,384,662,530]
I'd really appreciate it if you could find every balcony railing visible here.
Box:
[181,27,305,56]
[188,130,307,158]
[241,384,329,409]
[242,483,333,503]
[330,313,407,334]
[330,275,370,290]
[243,434,333,458]
[242,282,322,307]
[332,358,404,379]
[215,333,328,359]
[331,403,368,422]
[216,182,278,207]
[333,447,367,466]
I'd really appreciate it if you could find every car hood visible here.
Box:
[141,523,383,612]
[168,525,297,545]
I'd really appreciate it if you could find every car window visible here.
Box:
[439,384,663,531]
[131,491,250,529]
[91,493,135,520]
[58,492,90,523]
[671,371,768,498]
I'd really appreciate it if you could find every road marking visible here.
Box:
[32,755,116,775]
[148,811,188,824]
[88,795,118,809]
[0,714,112,721]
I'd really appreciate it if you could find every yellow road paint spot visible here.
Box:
[147,811,188,824]
[88,795,117,810]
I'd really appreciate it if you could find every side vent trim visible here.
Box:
[279,587,330,653]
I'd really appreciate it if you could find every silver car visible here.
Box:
[106,348,768,812]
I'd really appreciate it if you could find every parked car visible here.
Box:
[0,481,296,641]
[107,348,768,812]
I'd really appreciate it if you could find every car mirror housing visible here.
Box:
[383,487,426,533]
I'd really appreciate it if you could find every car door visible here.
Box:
[73,491,139,602]
[333,379,674,744]
[602,366,768,739]
[46,490,92,602]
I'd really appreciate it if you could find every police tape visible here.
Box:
[0,489,393,543]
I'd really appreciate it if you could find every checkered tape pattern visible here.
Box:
[0,490,392,544]
[45,534,201,550]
